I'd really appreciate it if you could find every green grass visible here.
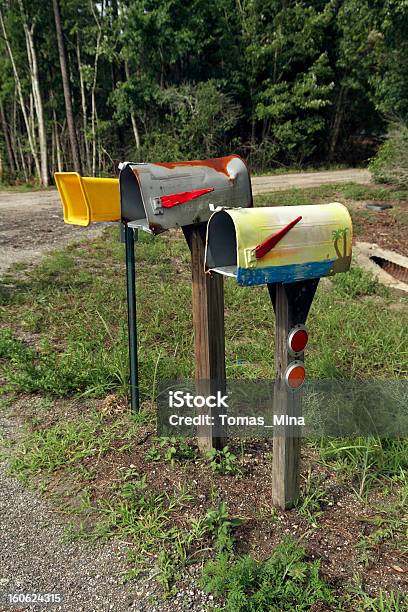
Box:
[6,409,147,479]
[253,182,408,207]
[250,162,351,176]
[295,470,328,524]
[342,576,407,611]
[94,473,196,587]
[331,263,390,298]
[314,437,408,498]
[1,226,406,402]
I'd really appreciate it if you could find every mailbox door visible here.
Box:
[205,203,352,286]
[120,156,252,234]
[55,172,120,226]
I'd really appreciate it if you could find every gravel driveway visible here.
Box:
[251,168,370,194]
[0,463,148,611]
[0,191,107,276]
[0,460,212,611]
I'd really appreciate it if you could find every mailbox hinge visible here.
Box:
[244,248,257,268]
[152,197,164,215]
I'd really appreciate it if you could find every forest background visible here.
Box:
[0,0,407,186]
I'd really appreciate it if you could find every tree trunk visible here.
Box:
[24,32,49,187]
[124,61,140,150]
[329,86,347,160]
[60,118,67,168]
[90,2,102,176]
[27,32,49,185]
[0,8,41,183]
[53,111,63,172]
[91,41,101,176]
[76,35,91,174]
[52,0,82,174]
[11,94,21,174]
[51,120,55,173]
[18,2,49,186]
[16,133,29,182]
[0,98,17,178]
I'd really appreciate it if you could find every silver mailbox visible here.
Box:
[120,155,252,234]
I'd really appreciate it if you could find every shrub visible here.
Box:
[369,122,408,187]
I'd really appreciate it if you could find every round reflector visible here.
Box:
[288,324,308,356]
[285,361,306,390]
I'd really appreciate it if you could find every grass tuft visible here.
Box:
[201,538,334,611]
[331,264,390,298]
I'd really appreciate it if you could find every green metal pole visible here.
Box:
[125,224,140,413]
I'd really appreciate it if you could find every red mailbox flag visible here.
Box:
[255,215,302,259]
[160,188,214,208]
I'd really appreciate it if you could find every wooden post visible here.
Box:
[183,223,227,452]
[268,280,319,509]
[270,283,301,509]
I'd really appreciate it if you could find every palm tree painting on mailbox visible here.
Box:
[205,202,352,285]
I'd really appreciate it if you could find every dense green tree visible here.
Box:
[0,0,407,183]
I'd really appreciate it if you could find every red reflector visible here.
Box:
[288,325,308,355]
[285,362,306,390]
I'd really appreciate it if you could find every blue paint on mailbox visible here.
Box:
[236,259,336,286]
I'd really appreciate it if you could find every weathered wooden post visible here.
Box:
[183,223,226,451]
[268,280,318,509]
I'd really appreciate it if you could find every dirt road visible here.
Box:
[0,190,107,276]
[251,168,370,194]
[0,169,371,276]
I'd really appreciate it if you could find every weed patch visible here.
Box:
[145,436,197,465]
[331,264,390,298]
[201,538,334,611]
[205,446,241,476]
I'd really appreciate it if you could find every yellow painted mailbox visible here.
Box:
[204,201,353,508]
[205,203,352,285]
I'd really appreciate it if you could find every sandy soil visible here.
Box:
[0,169,371,276]
[0,190,109,276]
